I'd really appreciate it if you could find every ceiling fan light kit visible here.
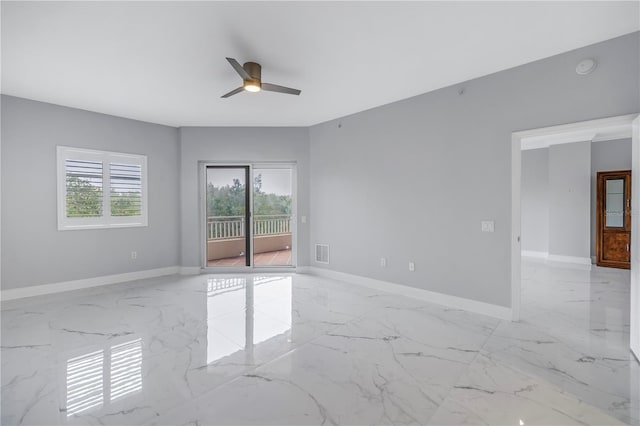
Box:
[244,81,261,92]
[222,57,301,98]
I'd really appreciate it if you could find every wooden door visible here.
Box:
[596,170,631,269]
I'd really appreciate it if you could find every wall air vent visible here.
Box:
[315,244,329,264]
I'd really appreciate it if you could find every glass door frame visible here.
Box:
[200,161,297,272]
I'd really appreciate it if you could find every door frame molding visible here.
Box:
[511,113,638,323]
[199,161,298,272]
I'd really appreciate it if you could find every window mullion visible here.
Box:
[103,154,111,224]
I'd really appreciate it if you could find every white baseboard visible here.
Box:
[1,266,180,301]
[180,266,202,275]
[547,254,592,265]
[301,267,513,321]
[522,250,549,259]
[522,251,593,266]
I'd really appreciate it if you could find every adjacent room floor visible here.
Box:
[2,259,638,425]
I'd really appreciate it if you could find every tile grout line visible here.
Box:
[423,317,504,425]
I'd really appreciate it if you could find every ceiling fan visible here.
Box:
[221,57,301,98]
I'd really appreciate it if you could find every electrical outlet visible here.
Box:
[131,251,137,260]
[409,262,415,272]
[380,257,387,268]
[301,215,307,224]
[481,221,495,232]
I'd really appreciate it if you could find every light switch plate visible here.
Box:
[481,221,495,232]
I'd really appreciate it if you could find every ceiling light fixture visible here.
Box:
[244,81,261,92]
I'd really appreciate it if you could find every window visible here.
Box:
[57,146,147,230]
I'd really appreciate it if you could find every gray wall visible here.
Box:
[179,127,310,268]
[309,32,639,308]
[522,139,632,260]
[548,142,591,260]
[521,148,549,253]
[591,138,632,257]
[1,96,180,289]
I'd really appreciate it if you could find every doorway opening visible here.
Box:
[203,163,296,270]
[511,113,639,359]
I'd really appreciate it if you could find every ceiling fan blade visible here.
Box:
[226,57,251,80]
[262,83,301,96]
[221,86,244,98]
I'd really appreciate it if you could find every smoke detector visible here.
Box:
[576,58,597,75]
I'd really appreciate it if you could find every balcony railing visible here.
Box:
[207,215,291,240]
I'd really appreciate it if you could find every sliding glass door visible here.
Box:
[204,164,295,269]
[205,166,250,267]
[252,167,293,267]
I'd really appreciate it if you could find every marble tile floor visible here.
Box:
[1,259,638,425]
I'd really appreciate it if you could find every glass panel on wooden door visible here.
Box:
[252,168,293,267]
[206,166,250,267]
[605,178,625,228]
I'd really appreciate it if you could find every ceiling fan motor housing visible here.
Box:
[243,62,262,86]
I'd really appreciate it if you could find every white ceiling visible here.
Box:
[2,1,639,127]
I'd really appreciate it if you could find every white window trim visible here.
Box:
[57,146,148,230]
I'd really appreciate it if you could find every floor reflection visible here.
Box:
[66,349,104,416]
[253,276,292,345]
[206,276,292,365]
[110,338,143,401]
[65,337,143,417]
